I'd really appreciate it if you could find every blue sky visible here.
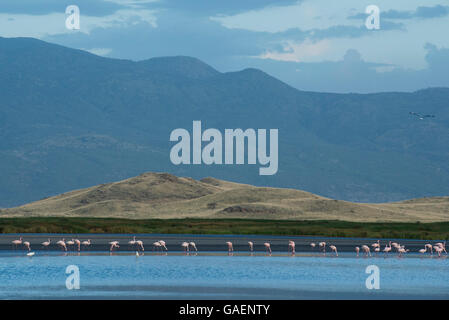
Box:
[1,0,448,93]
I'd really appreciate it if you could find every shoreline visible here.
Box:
[0,233,442,252]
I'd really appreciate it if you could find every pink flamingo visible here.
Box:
[11,236,23,250]
[319,242,326,254]
[81,239,91,250]
[361,245,371,257]
[73,239,81,251]
[436,242,447,254]
[355,246,360,257]
[189,242,198,252]
[181,242,189,253]
[418,247,427,254]
[109,241,119,252]
[383,241,392,256]
[23,241,31,252]
[41,239,51,250]
[425,244,433,255]
[310,242,316,250]
[128,236,136,249]
[434,246,443,257]
[288,241,295,255]
[159,240,168,251]
[329,245,338,257]
[248,241,254,252]
[135,239,144,252]
[226,241,233,253]
[371,240,380,249]
[57,239,67,251]
[66,239,75,251]
[153,241,162,251]
[264,242,272,255]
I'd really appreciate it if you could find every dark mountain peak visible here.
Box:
[138,56,220,79]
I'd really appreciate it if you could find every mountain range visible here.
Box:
[1,36,449,207]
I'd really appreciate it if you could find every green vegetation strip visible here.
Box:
[0,218,448,240]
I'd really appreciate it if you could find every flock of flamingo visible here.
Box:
[9,236,447,257]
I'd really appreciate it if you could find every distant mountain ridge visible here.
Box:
[1,37,449,207]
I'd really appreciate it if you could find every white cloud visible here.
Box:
[258,39,330,62]
[83,47,113,56]
[0,8,157,38]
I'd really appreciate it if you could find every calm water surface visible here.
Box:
[0,251,447,299]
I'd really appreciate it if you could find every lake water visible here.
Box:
[0,251,447,299]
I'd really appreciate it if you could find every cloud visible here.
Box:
[0,8,157,38]
[258,39,330,62]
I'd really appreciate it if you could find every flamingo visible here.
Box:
[263,242,271,255]
[371,240,380,249]
[41,239,51,250]
[81,239,91,250]
[436,242,447,254]
[73,239,81,251]
[425,244,433,255]
[135,239,144,252]
[153,241,162,251]
[383,241,392,256]
[418,247,427,254]
[355,246,360,257]
[361,245,371,257]
[128,236,136,249]
[434,246,443,257]
[109,241,119,252]
[288,241,295,255]
[248,241,254,252]
[329,245,338,257]
[226,241,233,253]
[181,242,189,252]
[66,239,75,251]
[319,242,326,254]
[23,241,31,252]
[374,247,380,256]
[26,252,35,257]
[159,240,168,251]
[310,242,316,250]
[12,236,23,250]
[189,242,198,252]
[57,239,67,251]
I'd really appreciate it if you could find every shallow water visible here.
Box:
[0,251,447,299]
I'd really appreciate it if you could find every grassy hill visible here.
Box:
[2,172,448,223]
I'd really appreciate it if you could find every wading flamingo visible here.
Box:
[81,239,91,250]
[319,242,326,254]
[41,239,51,250]
[310,243,316,250]
[264,242,272,255]
[288,241,295,255]
[226,241,233,253]
[418,247,427,254]
[383,242,392,256]
[181,242,189,253]
[189,242,198,252]
[12,237,23,250]
[371,240,380,250]
[135,239,144,252]
[436,242,447,254]
[128,236,136,249]
[434,246,443,257]
[329,245,338,257]
[425,244,433,255]
[66,239,75,251]
[109,241,120,252]
[153,241,162,251]
[159,240,168,251]
[361,245,371,257]
[23,241,31,252]
[248,241,254,252]
[355,246,360,257]
[74,239,81,251]
[57,239,67,252]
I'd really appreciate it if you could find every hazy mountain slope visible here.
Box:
[1,172,448,222]
[1,37,449,207]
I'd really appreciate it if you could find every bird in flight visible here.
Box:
[409,112,435,120]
